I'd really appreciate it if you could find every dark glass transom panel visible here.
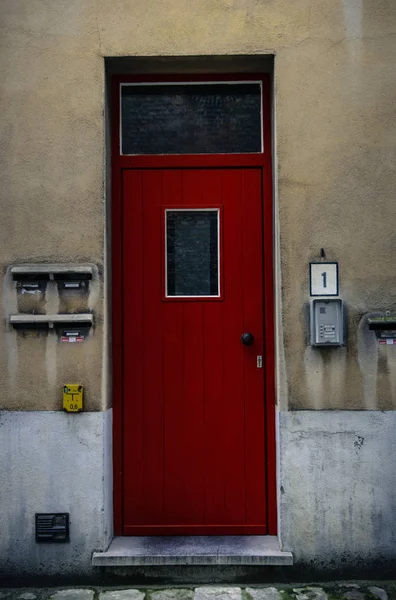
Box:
[166,210,219,297]
[121,83,262,155]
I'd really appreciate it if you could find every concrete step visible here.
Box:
[92,536,293,567]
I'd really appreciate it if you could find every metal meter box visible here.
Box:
[63,384,83,412]
[310,299,344,346]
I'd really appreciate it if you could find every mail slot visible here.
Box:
[367,314,396,345]
[11,264,93,292]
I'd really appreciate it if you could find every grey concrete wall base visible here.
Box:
[0,409,113,580]
[3,409,396,581]
[279,410,396,572]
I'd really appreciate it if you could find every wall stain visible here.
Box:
[353,435,364,450]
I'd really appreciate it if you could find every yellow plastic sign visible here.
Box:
[63,384,83,412]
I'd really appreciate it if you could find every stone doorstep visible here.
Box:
[92,536,293,566]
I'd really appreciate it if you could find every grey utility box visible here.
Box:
[310,299,344,347]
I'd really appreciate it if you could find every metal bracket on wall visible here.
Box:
[11,264,93,280]
[10,313,93,330]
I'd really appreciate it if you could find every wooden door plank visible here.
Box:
[178,170,206,524]
[140,169,165,524]
[198,169,227,525]
[220,169,247,525]
[122,169,145,527]
[241,168,267,525]
[161,170,187,524]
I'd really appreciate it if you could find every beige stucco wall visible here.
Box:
[0,0,395,410]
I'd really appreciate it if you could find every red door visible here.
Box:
[122,168,267,534]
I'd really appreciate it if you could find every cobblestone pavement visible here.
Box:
[0,583,395,600]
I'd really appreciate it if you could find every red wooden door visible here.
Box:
[122,167,267,535]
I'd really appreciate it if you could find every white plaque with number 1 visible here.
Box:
[310,262,338,296]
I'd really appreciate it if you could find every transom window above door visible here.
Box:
[120,82,263,155]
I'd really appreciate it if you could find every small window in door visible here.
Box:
[165,209,220,298]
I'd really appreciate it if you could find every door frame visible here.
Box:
[111,72,277,536]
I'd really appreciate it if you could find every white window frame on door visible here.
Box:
[164,207,221,299]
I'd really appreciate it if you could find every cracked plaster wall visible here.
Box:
[279,410,396,570]
[0,1,396,410]
[0,410,113,578]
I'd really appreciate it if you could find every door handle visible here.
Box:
[240,332,254,346]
